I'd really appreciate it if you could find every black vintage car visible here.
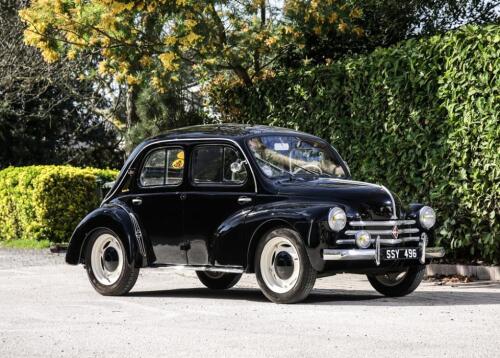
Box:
[66,124,444,303]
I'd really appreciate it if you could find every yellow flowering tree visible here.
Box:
[20,0,361,93]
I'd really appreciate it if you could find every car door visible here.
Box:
[127,146,187,265]
[184,143,255,266]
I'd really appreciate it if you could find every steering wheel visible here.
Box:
[293,164,322,175]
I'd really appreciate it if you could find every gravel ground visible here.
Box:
[0,248,499,358]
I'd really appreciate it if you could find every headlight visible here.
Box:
[327,207,347,232]
[419,206,436,229]
[355,231,372,248]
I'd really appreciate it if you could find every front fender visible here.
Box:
[244,200,339,272]
[65,203,149,267]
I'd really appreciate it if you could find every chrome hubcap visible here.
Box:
[260,237,300,293]
[91,233,124,285]
[374,270,408,287]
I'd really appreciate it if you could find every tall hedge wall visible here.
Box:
[0,166,117,243]
[219,25,499,263]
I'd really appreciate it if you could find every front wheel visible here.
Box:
[196,271,242,290]
[255,228,316,304]
[85,229,139,296]
[367,265,425,297]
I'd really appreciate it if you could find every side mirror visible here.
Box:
[230,160,246,174]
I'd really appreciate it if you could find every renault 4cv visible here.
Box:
[66,124,444,303]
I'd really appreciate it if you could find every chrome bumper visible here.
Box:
[323,243,445,266]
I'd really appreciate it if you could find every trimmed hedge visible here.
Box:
[0,166,117,243]
[216,25,499,263]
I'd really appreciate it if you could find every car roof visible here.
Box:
[147,123,313,142]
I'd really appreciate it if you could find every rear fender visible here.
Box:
[65,204,149,267]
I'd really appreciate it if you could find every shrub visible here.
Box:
[0,166,117,243]
[215,25,500,263]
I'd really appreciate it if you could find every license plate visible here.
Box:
[382,248,419,261]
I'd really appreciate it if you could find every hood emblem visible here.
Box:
[392,226,399,239]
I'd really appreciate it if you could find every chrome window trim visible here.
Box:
[189,143,249,187]
[137,146,185,189]
[102,137,258,205]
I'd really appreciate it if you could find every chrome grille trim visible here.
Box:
[345,228,419,236]
[349,220,416,227]
[336,236,421,246]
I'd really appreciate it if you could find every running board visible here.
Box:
[150,264,245,274]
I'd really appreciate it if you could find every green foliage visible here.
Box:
[0,166,118,244]
[126,86,207,152]
[0,239,51,249]
[218,25,500,263]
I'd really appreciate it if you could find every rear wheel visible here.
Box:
[196,271,242,290]
[85,229,139,296]
[255,228,316,304]
[367,265,425,297]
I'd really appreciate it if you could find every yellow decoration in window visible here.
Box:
[171,158,184,169]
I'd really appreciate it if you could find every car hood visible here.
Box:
[275,177,404,220]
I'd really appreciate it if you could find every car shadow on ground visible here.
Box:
[127,284,500,306]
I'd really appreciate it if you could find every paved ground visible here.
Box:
[0,249,499,358]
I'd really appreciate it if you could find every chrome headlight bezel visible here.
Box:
[327,207,347,232]
[419,206,436,229]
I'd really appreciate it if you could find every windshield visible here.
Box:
[247,135,346,179]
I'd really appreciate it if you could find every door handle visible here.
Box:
[237,196,252,205]
[132,198,142,206]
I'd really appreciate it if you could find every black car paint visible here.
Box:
[66,124,433,274]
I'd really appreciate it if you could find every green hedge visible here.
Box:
[216,25,499,263]
[0,166,118,244]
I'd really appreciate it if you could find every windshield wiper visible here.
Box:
[292,163,321,177]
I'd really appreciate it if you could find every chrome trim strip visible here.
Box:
[102,137,259,205]
[335,239,355,245]
[375,235,381,266]
[114,203,147,259]
[336,236,421,245]
[345,228,419,235]
[420,235,427,264]
[381,237,420,244]
[323,249,376,261]
[323,246,445,261]
[152,264,245,274]
[380,185,397,219]
[349,220,416,227]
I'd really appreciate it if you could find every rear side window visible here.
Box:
[140,147,184,187]
[191,145,247,185]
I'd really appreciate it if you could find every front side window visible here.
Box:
[191,145,247,185]
[140,147,184,187]
[247,135,346,179]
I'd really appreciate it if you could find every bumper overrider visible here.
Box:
[323,234,445,266]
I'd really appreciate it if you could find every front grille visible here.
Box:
[337,219,421,247]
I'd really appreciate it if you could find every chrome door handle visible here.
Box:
[132,198,142,206]
[237,196,252,205]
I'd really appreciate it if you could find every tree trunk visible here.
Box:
[233,66,253,87]
[126,85,138,133]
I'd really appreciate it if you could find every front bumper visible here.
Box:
[323,235,444,266]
